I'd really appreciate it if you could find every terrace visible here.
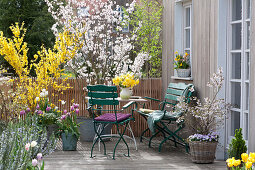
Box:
[0,0,253,169]
[44,139,226,170]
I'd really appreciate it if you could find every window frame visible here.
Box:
[227,0,251,144]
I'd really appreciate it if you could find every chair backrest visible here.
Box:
[87,85,119,106]
[164,83,194,106]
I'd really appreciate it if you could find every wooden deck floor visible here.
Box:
[44,138,226,170]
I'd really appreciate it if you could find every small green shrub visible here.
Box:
[228,128,247,159]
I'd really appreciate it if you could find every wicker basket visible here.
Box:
[189,141,218,163]
[177,69,191,77]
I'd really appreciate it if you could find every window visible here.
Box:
[184,5,191,56]
[113,7,129,33]
[173,1,192,79]
[227,0,251,142]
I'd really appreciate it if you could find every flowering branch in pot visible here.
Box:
[176,67,231,163]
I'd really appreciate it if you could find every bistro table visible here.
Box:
[85,96,148,151]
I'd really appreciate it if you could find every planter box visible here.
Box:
[61,132,78,151]
[77,117,112,142]
[177,69,191,77]
[189,141,218,163]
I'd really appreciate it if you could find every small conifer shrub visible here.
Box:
[228,128,247,160]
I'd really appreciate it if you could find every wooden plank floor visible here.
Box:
[44,138,226,170]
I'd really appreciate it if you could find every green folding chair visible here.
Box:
[87,85,136,159]
[136,83,194,153]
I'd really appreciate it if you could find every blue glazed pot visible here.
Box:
[61,132,78,151]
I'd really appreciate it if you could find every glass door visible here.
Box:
[227,0,251,143]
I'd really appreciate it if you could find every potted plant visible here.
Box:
[56,103,80,151]
[36,89,60,139]
[177,67,230,163]
[228,128,247,160]
[226,128,247,169]
[112,73,139,100]
[174,51,190,77]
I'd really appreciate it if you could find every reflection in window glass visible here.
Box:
[185,29,190,48]
[231,82,241,108]
[231,53,241,79]
[246,22,250,49]
[186,7,190,27]
[232,23,242,50]
[231,111,240,136]
[232,0,242,21]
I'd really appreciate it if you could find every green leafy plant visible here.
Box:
[129,0,163,77]
[228,128,247,160]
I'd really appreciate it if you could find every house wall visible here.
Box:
[248,0,255,152]
[162,0,218,100]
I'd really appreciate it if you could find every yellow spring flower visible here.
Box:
[242,153,249,163]
[226,157,235,167]
[246,161,252,169]
[233,159,241,167]
[250,152,255,160]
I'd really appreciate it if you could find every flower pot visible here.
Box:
[177,69,191,77]
[189,141,218,163]
[120,88,131,100]
[77,117,112,142]
[61,132,78,151]
[46,124,58,140]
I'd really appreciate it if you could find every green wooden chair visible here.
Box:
[136,83,194,153]
[87,85,136,159]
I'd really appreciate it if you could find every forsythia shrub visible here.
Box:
[0,22,84,113]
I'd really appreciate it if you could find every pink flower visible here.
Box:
[37,153,43,160]
[26,108,31,113]
[75,109,79,114]
[32,159,38,167]
[63,109,67,114]
[36,104,40,110]
[70,106,74,111]
[73,103,79,108]
[20,110,26,116]
[61,115,66,120]
[37,110,43,115]
[25,143,30,151]
[46,106,51,112]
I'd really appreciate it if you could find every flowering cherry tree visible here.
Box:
[45,0,150,84]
